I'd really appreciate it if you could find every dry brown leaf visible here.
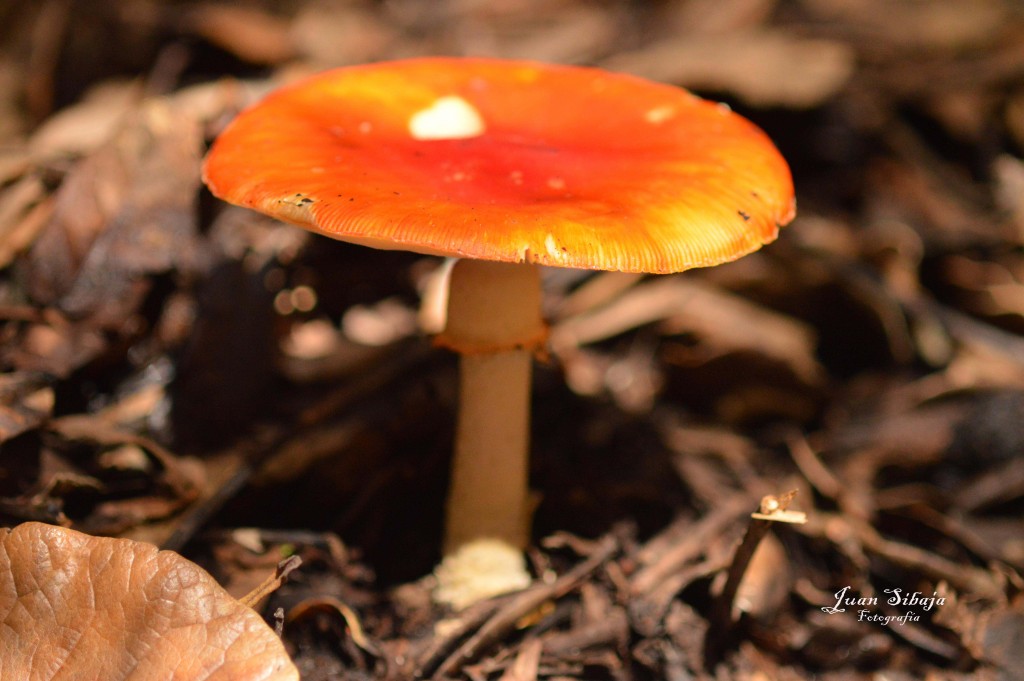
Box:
[992,155,1024,240]
[732,532,792,620]
[2,313,107,378]
[29,81,142,158]
[41,413,204,533]
[0,174,51,269]
[603,30,854,108]
[23,97,204,324]
[0,522,299,680]
[552,276,823,386]
[291,1,397,67]
[0,372,54,444]
[463,3,618,65]
[802,0,1009,51]
[652,0,776,36]
[179,4,297,65]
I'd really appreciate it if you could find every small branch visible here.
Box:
[705,492,806,664]
[240,554,302,609]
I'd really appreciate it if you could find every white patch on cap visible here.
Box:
[409,96,485,141]
[645,106,675,124]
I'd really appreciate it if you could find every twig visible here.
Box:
[240,554,302,608]
[629,496,748,596]
[785,430,844,501]
[497,637,542,681]
[705,492,806,663]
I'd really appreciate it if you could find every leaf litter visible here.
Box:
[0,0,1023,679]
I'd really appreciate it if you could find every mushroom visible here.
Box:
[202,57,795,606]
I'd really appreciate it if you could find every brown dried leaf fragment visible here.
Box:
[2,311,107,379]
[552,275,823,386]
[23,97,203,325]
[178,4,297,66]
[0,174,51,269]
[604,30,854,109]
[0,372,53,444]
[0,522,298,680]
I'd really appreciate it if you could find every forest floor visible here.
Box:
[1,1,1024,679]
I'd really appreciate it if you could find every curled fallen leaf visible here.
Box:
[0,522,298,680]
[603,30,854,109]
[0,372,54,444]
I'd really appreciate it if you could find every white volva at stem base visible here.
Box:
[433,259,543,608]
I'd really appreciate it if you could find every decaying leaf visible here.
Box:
[0,522,298,680]
[0,372,53,444]
[801,0,1010,51]
[552,275,823,386]
[22,96,204,324]
[28,81,142,158]
[178,4,297,66]
[603,30,854,108]
[0,174,51,269]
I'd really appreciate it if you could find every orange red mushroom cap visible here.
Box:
[202,57,796,274]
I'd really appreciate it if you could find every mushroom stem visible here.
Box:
[446,349,533,552]
[434,259,544,605]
